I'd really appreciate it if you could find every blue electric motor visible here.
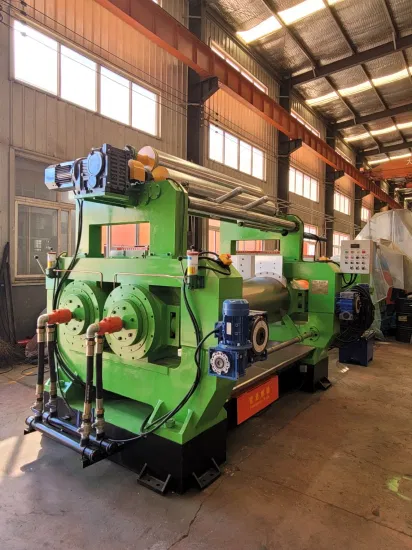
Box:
[209,299,268,380]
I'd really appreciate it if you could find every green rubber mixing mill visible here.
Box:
[24,143,374,494]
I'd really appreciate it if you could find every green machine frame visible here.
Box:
[26,147,346,493]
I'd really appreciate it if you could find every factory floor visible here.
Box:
[1,342,412,550]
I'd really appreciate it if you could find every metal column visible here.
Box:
[325,130,336,257]
[186,0,218,250]
[277,80,292,209]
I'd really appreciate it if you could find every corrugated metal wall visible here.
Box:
[289,97,326,231]
[11,0,187,160]
[0,0,188,336]
[334,138,355,236]
[203,16,278,197]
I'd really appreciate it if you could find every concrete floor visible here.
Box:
[1,342,412,549]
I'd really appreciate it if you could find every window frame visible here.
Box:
[303,223,318,259]
[361,206,371,222]
[334,191,351,215]
[12,151,76,282]
[11,18,160,138]
[208,123,266,181]
[14,196,76,281]
[289,166,319,202]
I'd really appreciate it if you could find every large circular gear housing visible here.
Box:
[58,281,106,351]
[103,284,164,359]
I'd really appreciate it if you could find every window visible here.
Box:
[361,206,371,222]
[13,20,159,136]
[15,157,75,277]
[209,124,265,181]
[289,167,319,202]
[208,219,220,254]
[60,46,97,111]
[132,83,158,135]
[334,191,351,215]
[101,67,130,124]
[210,41,268,94]
[333,231,349,257]
[291,111,320,137]
[237,241,264,252]
[14,20,58,94]
[303,224,318,258]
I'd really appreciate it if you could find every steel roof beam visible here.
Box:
[94,0,401,209]
[290,33,412,86]
[360,141,412,158]
[334,103,412,129]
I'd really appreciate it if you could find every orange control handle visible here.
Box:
[97,316,123,335]
[47,309,73,325]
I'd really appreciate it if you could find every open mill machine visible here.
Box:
[25,143,374,494]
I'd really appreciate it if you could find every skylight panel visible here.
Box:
[237,17,282,43]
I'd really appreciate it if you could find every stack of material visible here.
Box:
[0,242,20,366]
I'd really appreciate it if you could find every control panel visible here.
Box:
[340,239,374,274]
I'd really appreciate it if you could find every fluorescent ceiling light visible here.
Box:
[344,132,370,142]
[279,0,324,25]
[306,91,338,106]
[397,121,412,130]
[389,153,412,160]
[278,0,343,25]
[339,81,372,97]
[368,158,390,165]
[237,16,282,43]
[372,69,409,87]
[370,125,397,136]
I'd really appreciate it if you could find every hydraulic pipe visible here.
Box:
[80,317,123,446]
[26,416,101,463]
[266,331,315,355]
[46,324,58,415]
[93,335,105,440]
[32,310,73,420]
[79,336,95,447]
[42,413,117,454]
[188,197,296,232]
[33,314,48,420]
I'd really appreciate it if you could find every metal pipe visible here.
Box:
[170,169,280,216]
[54,270,104,288]
[46,324,58,415]
[214,187,243,204]
[93,335,105,440]
[42,413,117,454]
[266,331,315,355]
[26,416,101,463]
[79,336,96,446]
[139,146,266,196]
[188,197,296,232]
[33,318,47,420]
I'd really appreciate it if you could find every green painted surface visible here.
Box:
[48,179,343,446]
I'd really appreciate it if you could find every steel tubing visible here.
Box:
[266,331,315,355]
[148,147,266,196]
[26,416,101,463]
[188,197,296,232]
[169,169,280,217]
[42,413,117,455]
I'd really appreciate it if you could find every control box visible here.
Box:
[340,239,374,274]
